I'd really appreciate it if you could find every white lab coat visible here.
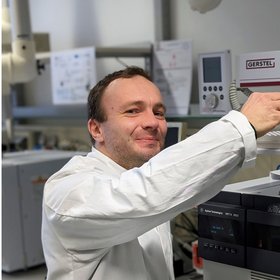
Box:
[42,111,256,280]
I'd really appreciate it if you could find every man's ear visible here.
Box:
[88,119,104,143]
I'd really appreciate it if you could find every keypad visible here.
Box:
[203,242,237,254]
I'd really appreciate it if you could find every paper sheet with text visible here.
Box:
[51,47,96,105]
[153,40,192,116]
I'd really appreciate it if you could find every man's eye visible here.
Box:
[126,109,139,114]
[154,111,165,118]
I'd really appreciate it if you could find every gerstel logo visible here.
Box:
[246,58,275,69]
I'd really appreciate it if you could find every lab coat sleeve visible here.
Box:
[43,110,257,251]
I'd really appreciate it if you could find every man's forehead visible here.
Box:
[104,76,163,100]
[119,99,166,110]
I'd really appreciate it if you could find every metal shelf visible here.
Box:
[96,44,152,58]
[12,104,219,123]
[13,105,87,119]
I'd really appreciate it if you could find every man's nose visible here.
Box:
[141,110,159,129]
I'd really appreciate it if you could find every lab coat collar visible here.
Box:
[88,146,127,175]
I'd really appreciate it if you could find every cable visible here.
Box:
[229,80,242,111]
[229,80,253,111]
[115,57,128,67]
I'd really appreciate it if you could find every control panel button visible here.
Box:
[230,248,237,254]
[205,94,219,109]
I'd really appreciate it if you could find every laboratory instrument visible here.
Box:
[198,170,280,280]
[198,50,232,115]
[2,150,81,272]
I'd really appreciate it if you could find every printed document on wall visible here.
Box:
[51,47,96,104]
[153,40,192,115]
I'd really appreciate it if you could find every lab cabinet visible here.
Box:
[2,150,80,272]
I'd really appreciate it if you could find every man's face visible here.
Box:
[91,75,167,169]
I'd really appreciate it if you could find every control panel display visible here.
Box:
[198,50,232,115]
[198,202,246,267]
[203,57,222,83]
[199,215,243,244]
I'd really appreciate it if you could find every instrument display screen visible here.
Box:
[199,215,244,245]
[203,57,222,83]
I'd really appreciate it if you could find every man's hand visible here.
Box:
[240,92,280,138]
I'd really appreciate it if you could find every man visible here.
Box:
[42,66,280,279]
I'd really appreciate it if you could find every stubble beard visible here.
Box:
[112,143,162,169]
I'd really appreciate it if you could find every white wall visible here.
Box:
[172,0,280,56]
[171,0,280,101]
[29,0,156,79]
[29,0,155,50]
[28,0,280,100]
